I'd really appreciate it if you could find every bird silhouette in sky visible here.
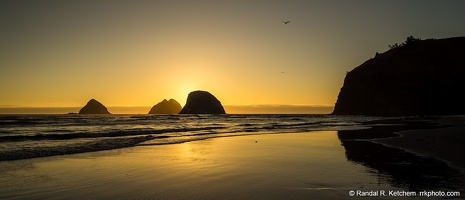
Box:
[282,21,290,24]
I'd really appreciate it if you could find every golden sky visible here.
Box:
[1,1,465,112]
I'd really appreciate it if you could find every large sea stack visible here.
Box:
[148,99,182,114]
[179,91,226,114]
[332,37,465,116]
[78,99,111,114]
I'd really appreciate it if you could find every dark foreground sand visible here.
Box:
[335,116,465,199]
[375,126,465,172]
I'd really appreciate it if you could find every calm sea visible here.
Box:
[0,114,380,161]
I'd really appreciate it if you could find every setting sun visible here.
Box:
[1,1,465,113]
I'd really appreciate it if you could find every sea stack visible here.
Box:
[179,90,226,114]
[148,99,182,114]
[332,36,465,116]
[78,99,111,114]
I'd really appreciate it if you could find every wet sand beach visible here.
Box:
[0,131,411,200]
[375,126,465,172]
[337,116,465,197]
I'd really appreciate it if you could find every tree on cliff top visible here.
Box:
[388,35,422,49]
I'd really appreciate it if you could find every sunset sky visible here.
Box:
[1,1,465,113]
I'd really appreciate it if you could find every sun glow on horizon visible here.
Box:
[1,1,465,111]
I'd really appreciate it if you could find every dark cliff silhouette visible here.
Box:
[148,99,182,114]
[179,91,226,114]
[78,99,111,114]
[332,36,465,116]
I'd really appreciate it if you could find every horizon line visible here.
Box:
[0,104,335,108]
[0,104,335,114]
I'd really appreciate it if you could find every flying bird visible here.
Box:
[282,20,290,24]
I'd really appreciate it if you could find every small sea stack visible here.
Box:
[78,99,111,114]
[179,90,226,114]
[148,99,182,114]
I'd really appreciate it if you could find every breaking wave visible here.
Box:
[0,114,381,161]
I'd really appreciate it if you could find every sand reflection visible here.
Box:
[1,131,406,199]
[338,129,465,192]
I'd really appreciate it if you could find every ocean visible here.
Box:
[1,114,464,199]
[0,114,380,161]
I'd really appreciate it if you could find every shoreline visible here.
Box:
[337,116,465,192]
[0,131,373,200]
[373,126,465,173]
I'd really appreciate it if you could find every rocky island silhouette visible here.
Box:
[179,90,226,114]
[78,99,111,114]
[148,99,182,114]
[79,91,226,115]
